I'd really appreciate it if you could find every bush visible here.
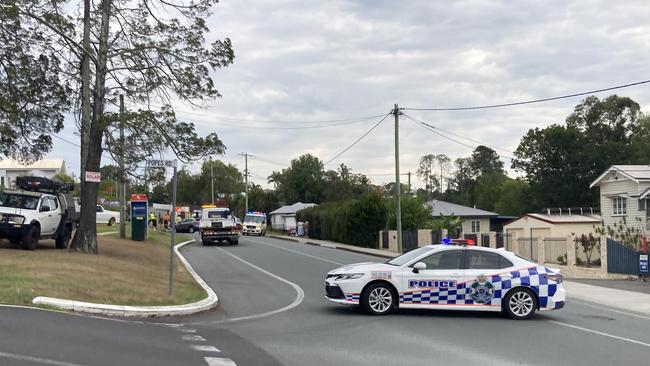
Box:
[385,196,433,230]
[297,194,387,248]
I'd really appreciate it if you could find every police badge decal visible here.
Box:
[470,275,494,304]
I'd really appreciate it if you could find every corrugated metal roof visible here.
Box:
[428,199,498,217]
[505,213,602,226]
[0,158,65,170]
[270,202,318,215]
[590,165,650,187]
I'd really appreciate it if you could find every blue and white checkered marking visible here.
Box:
[400,266,560,309]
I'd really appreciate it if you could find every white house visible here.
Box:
[0,159,67,189]
[590,165,650,233]
[270,202,317,230]
[428,199,499,236]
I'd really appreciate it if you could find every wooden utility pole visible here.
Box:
[119,94,126,239]
[394,104,402,253]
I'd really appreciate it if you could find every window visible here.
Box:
[386,246,431,266]
[613,197,627,215]
[468,251,513,269]
[639,199,647,211]
[0,177,4,188]
[471,220,480,233]
[419,250,464,270]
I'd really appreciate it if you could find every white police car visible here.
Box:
[324,240,565,320]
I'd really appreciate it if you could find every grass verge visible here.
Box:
[0,226,205,307]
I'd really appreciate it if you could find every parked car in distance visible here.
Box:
[176,217,199,233]
[96,205,120,226]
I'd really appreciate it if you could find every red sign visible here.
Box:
[130,194,148,202]
[85,171,101,183]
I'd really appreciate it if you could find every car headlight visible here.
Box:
[4,215,25,224]
[335,273,364,280]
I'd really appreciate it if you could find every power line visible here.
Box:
[323,112,391,166]
[403,79,650,111]
[407,115,516,154]
[52,134,119,164]
[403,114,517,161]
[178,116,384,130]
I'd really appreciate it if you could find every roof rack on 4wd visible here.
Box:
[16,176,74,194]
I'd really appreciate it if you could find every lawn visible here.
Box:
[0,226,204,307]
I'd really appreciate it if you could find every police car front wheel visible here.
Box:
[362,283,395,315]
[504,288,537,320]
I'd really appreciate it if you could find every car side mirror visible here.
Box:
[40,206,50,212]
[413,262,426,274]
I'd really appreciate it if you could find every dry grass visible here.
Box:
[0,230,205,307]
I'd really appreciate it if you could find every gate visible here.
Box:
[607,238,641,275]
[403,230,418,252]
[481,233,490,247]
[496,233,505,248]
[431,230,443,244]
[382,230,389,249]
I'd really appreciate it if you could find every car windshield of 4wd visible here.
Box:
[244,215,264,223]
[207,210,230,219]
[0,193,39,210]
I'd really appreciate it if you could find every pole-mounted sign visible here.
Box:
[146,159,178,296]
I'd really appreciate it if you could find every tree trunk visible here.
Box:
[70,0,112,254]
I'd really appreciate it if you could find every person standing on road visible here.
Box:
[297,221,305,237]
[304,221,309,238]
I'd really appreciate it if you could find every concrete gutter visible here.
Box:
[32,239,219,317]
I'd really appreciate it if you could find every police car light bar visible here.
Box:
[442,238,475,246]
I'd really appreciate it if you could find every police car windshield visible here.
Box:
[386,246,432,266]
[0,193,39,209]
[244,215,264,223]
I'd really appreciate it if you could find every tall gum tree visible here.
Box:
[3,0,234,253]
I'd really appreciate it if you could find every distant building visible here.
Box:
[269,202,318,231]
[503,212,602,239]
[590,165,650,232]
[428,199,499,236]
[0,159,67,189]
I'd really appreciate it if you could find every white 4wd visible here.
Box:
[199,207,240,245]
[0,177,78,250]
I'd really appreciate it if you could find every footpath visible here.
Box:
[269,234,650,315]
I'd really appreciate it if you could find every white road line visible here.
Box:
[0,351,86,366]
[549,320,650,348]
[247,237,344,266]
[211,246,305,323]
[191,345,221,352]
[178,328,198,333]
[182,335,206,341]
[204,357,237,366]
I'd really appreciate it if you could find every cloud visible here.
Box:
[48,0,650,190]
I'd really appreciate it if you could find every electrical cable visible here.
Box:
[177,115,385,130]
[403,79,650,111]
[323,112,391,166]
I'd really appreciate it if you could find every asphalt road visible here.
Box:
[2,234,650,365]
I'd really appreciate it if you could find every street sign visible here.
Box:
[146,159,177,168]
[640,254,648,274]
[85,171,101,183]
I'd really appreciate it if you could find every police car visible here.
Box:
[324,239,565,320]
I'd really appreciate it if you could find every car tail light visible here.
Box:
[546,273,563,283]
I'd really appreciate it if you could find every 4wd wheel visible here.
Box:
[504,288,537,320]
[55,225,71,249]
[189,226,195,234]
[232,238,239,245]
[362,283,396,315]
[108,217,116,226]
[21,225,40,251]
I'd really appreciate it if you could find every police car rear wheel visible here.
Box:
[362,283,395,315]
[505,288,537,320]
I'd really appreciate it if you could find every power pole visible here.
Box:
[394,104,403,253]
[238,153,253,212]
[407,172,412,194]
[119,95,126,239]
[209,157,214,204]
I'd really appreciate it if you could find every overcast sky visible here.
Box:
[49,0,650,189]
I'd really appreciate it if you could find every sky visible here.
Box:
[48,0,650,189]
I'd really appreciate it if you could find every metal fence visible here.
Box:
[544,237,568,265]
[481,234,490,247]
[607,238,640,275]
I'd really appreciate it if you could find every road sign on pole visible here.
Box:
[146,159,178,296]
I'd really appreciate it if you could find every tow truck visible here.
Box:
[199,205,240,245]
[0,176,78,250]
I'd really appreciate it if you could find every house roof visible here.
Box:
[270,202,318,215]
[505,213,602,227]
[428,199,498,218]
[590,165,650,188]
[640,188,650,200]
[0,158,66,171]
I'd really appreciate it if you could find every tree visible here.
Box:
[269,154,324,204]
[431,214,463,238]
[0,3,71,162]
[3,1,235,253]
[469,145,503,177]
[416,154,437,199]
[493,178,533,216]
[446,158,475,205]
[322,164,371,202]
[386,196,433,230]
[474,172,507,213]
